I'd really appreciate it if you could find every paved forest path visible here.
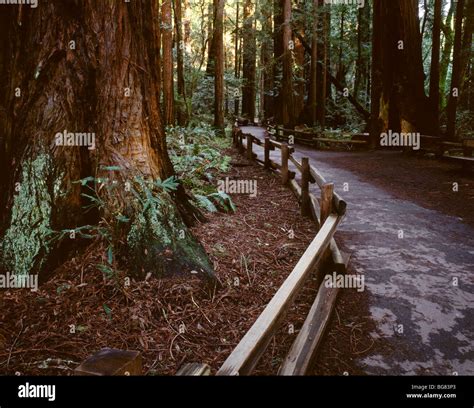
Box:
[240,125,474,375]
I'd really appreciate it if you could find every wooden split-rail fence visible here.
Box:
[264,122,473,171]
[210,126,350,376]
[74,125,350,377]
[267,124,369,150]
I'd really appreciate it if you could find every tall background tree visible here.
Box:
[241,0,257,120]
[162,0,176,126]
[214,0,226,130]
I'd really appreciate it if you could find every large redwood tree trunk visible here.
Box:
[0,1,212,280]
[376,0,435,135]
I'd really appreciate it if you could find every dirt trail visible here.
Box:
[241,126,474,375]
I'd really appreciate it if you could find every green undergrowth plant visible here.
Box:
[167,124,236,213]
[47,172,183,281]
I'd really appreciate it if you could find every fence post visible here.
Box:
[281,143,289,185]
[301,157,310,217]
[247,134,253,160]
[238,131,244,154]
[264,137,271,169]
[232,127,237,147]
[320,183,334,225]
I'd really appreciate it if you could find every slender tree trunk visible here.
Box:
[294,13,306,123]
[446,0,465,140]
[214,0,226,130]
[242,0,257,120]
[207,1,216,75]
[310,0,318,126]
[430,0,442,135]
[280,0,295,127]
[162,0,175,126]
[174,0,188,126]
[0,1,212,280]
[354,4,370,106]
[460,0,474,102]
[261,3,274,120]
[440,1,456,108]
[234,0,241,117]
[316,1,328,127]
[273,0,284,123]
[370,0,383,147]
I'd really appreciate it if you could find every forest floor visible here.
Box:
[1,129,472,376]
[243,125,474,375]
[0,147,371,376]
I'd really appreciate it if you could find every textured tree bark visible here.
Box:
[354,3,371,107]
[310,0,318,126]
[241,0,256,121]
[440,1,455,109]
[370,0,383,147]
[316,0,328,127]
[261,4,274,120]
[429,0,442,135]
[234,0,241,117]
[213,0,226,130]
[273,0,284,123]
[281,0,295,127]
[377,0,435,135]
[294,29,306,123]
[206,1,216,75]
[173,0,188,126]
[446,0,465,140]
[0,1,213,281]
[460,0,474,108]
[162,0,175,126]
